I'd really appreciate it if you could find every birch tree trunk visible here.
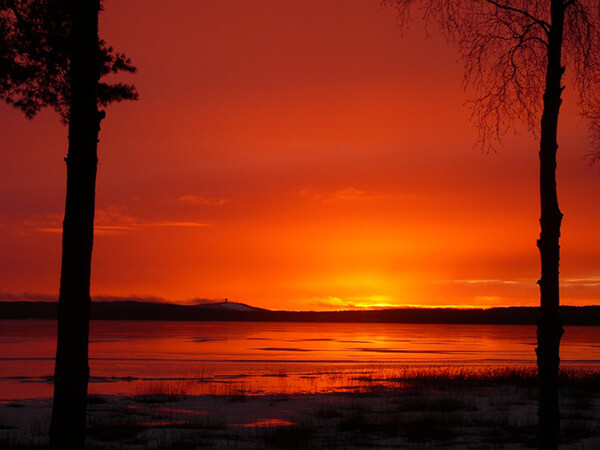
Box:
[536,1,566,448]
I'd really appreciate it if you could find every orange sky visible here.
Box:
[0,0,599,311]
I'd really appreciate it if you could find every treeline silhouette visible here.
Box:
[2,301,600,325]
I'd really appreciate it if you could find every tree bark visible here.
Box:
[49,1,101,448]
[536,1,565,448]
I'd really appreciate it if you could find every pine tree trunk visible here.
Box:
[536,1,565,448]
[49,1,101,448]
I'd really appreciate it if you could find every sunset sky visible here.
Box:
[0,0,599,311]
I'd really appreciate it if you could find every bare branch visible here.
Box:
[482,0,551,34]
[385,0,600,158]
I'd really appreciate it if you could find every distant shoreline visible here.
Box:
[1,301,599,325]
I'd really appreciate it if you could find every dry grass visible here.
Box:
[132,381,192,403]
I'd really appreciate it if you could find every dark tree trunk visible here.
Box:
[536,1,565,449]
[49,1,101,449]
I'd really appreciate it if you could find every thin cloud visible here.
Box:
[453,279,525,285]
[0,292,57,302]
[306,295,398,311]
[22,208,210,235]
[300,187,389,204]
[563,277,600,287]
[0,292,222,304]
[33,225,139,235]
[452,277,600,288]
[149,222,210,228]
[305,295,491,311]
[178,195,230,206]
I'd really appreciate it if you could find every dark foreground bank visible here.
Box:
[1,367,599,449]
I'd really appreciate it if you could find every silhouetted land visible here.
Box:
[1,301,599,325]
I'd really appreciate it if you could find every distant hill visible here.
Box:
[199,301,266,312]
[0,301,599,325]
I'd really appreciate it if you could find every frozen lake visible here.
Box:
[1,320,599,399]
